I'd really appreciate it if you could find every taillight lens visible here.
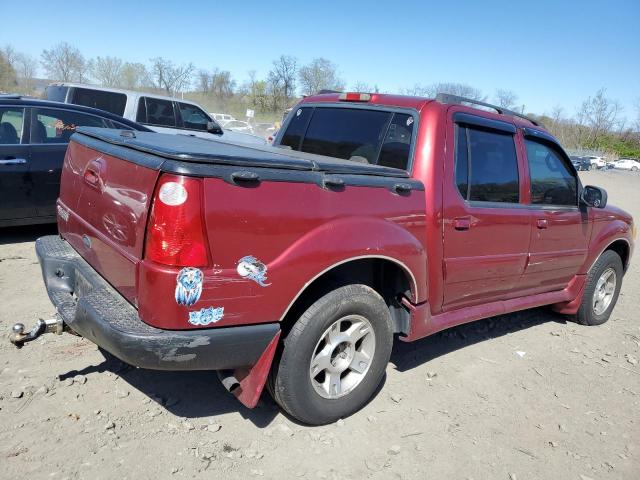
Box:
[145,174,210,267]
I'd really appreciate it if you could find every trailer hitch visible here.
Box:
[9,317,67,349]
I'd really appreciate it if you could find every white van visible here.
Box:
[45,83,265,146]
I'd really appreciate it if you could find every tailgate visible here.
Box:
[58,138,161,305]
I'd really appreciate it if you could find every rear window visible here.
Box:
[32,107,108,144]
[141,97,176,127]
[280,107,414,170]
[70,88,127,116]
[45,86,69,103]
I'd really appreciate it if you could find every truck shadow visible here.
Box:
[60,355,283,428]
[0,224,57,245]
[391,307,568,372]
[58,307,565,427]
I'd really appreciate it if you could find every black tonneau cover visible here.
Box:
[75,127,410,178]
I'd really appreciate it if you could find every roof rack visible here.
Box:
[435,93,541,127]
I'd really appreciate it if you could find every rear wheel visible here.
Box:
[632,166,638,172]
[576,250,623,326]
[269,284,393,425]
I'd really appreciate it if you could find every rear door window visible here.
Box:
[280,107,414,170]
[31,108,108,144]
[70,88,127,116]
[0,108,25,144]
[455,125,520,203]
[177,102,210,131]
[141,97,176,127]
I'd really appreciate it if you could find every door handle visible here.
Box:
[453,217,471,230]
[536,219,548,229]
[0,158,27,165]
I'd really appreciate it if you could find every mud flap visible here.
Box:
[230,331,281,408]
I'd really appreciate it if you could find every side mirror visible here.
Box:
[580,185,608,208]
[207,121,223,135]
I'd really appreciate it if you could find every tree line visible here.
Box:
[1,42,638,158]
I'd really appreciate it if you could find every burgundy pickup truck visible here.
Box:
[12,92,635,425]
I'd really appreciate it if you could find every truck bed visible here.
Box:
[75,127,413,177]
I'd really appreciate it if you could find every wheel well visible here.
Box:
[605,240,630,272]
[281,258,413,336]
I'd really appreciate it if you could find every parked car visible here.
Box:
[0,95,150,227]
[253,122,276,138]
[209,113,235,125]
[14,92,635,426]
[223,120,254,134]
[45,84,264,146]
[585,155,606,169]
[570,155,592,171]
[613,158,640,171]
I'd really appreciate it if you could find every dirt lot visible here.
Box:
[0,170,638,480]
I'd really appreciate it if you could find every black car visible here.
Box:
[570,155,592,171]
[0,96,150,227]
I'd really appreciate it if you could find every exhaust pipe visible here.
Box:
[9,317,67,349]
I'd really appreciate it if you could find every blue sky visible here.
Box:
[1,0,638,119]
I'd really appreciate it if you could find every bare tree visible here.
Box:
[92,56,123,87]
[494,89,518,109]
[197,69,210,94]
[0,50,17,92]
[351,82,377,92]
[268,55,297,100]
[119,62,152,90]
[209,69,235,99]
[403,82,485,101]
[41,42,91,82]
[150,57,194,95]
[578,89,622,145]
[298,58,344,95]
[2,46,38,93]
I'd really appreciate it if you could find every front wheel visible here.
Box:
[269,284,393,425]
[632,166,638,172]
[576,250,623,326]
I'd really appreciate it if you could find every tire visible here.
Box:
[269,284,393,425]
[576,250,623,326]
[632,166,638,172]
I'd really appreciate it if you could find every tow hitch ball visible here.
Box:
[9,317,67,349]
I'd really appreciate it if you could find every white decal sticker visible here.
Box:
[237,255,271,287]
[188,307,224,326]
[175,267,203,306]
[406,117,414,126]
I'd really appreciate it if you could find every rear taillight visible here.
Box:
[145,174,210,267]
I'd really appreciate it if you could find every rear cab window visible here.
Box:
[279,106,415,171]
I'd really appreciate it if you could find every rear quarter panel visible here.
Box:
[137,177,428,329]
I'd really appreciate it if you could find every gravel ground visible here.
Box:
[0,170,638,480]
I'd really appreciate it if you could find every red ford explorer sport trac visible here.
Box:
[11,92,635,425]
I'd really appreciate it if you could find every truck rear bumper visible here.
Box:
[35,235,280,371]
